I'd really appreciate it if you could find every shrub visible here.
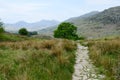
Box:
[0,21,4,33]
[54,22,79,40]
[19,28,28,36]
[0,27,4,33]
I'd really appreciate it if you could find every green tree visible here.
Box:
[54,22,79,40]
[0,21,4,33]
[19,28,28,36]
[0,27,4,33]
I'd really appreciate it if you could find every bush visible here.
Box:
[54,22,79,40]
[19,28,28,36]
[0,27,4,33]
[0,21,4,33]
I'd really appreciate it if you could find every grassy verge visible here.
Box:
[0,39,77,80]
[0,33,28,42]
[88,38,120,80]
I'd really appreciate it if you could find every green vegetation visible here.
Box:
[0,21,4,33]
[19,28,28,36]
[54,22,79,40]
[0,5,120,80]
[0,21,25,41]
[0,27,4,33]
[0,20,77,80]
[88,38,120,80]
[0,39,77,80]
[0,33,28,42]
[18,28,38,36]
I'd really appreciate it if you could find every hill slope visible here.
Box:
[39,6,120,39]
[67,6,120,38]
[38,11,99,36]
[66,11,99,22]
[89,6,120,24]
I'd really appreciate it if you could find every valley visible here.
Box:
[0,4,120,80]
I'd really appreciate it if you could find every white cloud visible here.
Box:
[0,2,50,14]
[0,0,119,23]
[0,1,51,23]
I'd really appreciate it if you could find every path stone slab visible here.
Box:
[72,44,104,80]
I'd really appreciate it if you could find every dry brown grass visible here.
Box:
[61,39,77,51]
[0,39,77,80]
[0,39,76,53]
[40,39,57,49]
[88,39,120,80]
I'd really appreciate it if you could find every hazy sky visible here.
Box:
[0,0,120,23]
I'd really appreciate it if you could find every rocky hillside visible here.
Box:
[89,6,120,25]
[38,11,99,36]
[39,6,120,39]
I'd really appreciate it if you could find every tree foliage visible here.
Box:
[54,22,79,40]
[0,21,4,33]
[19,28,28,36]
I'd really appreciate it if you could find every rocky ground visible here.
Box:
[72,44,104,80]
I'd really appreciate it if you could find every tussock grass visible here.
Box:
[0,39,77,80]
[88,39,120,80]
[62,39,77,52]
[40,40,57,49]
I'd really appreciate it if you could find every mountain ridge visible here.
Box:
[38,6,120,39]
[4,20,60,32]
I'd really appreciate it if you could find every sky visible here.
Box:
[0,0,120,23]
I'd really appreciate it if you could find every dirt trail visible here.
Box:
[72,44,104,80]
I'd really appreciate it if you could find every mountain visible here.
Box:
[38,6,120,39]
[38,26,57,36]
[66,11,99,22]
[88,6,120,24]
[72,6,120,39]
[38,11,99,35]
[4,20,60,32]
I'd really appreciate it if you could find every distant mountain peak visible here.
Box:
[15,21,28,25]
[4,20,60,32]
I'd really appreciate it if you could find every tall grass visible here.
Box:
[0,39,77,80]
[88,39,120,80]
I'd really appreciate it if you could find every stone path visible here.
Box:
[72,44,104,80]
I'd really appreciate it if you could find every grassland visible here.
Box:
[87,38,120,80]
[0,38,77,80]
[0,33,28,42]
